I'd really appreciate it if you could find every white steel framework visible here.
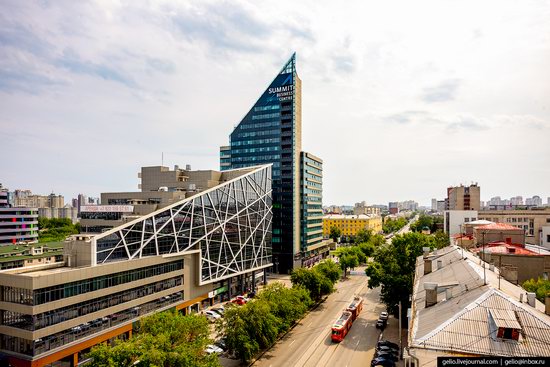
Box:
[92,165,272,284]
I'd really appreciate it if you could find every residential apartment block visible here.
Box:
[446,184,480,211]
[322,214,382,238]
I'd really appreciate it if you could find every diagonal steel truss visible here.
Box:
[92,165,273,284]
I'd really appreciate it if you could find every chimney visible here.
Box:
[520,293,523,303]
[437,260,442,270]
[526,292,536,307]
[545,296,550,316]
[425,282,438,308]
[186,164,191,170]
[423,247,430,257]
[424,258,432,275]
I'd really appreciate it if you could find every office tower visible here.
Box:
[220,53,303,273]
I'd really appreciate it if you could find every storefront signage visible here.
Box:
[80,205,134,213]
[208,285,228,298]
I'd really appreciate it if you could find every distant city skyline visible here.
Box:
[1,1,549,206]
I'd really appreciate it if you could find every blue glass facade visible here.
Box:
[221,54,301,273]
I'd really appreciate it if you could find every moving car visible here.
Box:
[379,311,389,320]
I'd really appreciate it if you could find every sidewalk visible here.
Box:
[378,314,408,366]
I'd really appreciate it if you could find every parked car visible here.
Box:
[205,310,221,321]
[376,345,399,355]
[375,351,398,362]
[379,311,389,320]
[377,340,398,349]
[214,338,227,351]
[205,344,224,355]
[375,319,387,329]
[211,307,225,316]
[371,357,396,367]
[232,295,248,305]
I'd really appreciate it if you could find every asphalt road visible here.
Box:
[252,267,390,367]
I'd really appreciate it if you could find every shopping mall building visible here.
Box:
[0,165,272,367]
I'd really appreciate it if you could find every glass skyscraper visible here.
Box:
[220,53,302,273]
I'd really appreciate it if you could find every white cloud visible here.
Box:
[0,0,549,206]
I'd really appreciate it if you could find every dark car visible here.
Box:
[375,351,398,362]
[376,345,398,355]
[375,319,387,329]
[371,357,396,367]
[377,340,399,349]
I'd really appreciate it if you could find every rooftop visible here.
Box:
[471,242,542,256]
[475,223,524,231]
[410,246,550,360]
[323,214,379,220]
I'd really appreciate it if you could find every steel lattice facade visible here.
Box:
[91,165,272,284]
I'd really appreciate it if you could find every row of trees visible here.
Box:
[382,217,408,234]
[220,260,342,362]
[88,311,219,367]
[409,214,444,233]
[365,232,449,316]
[38,217,80,243]
[523,277,550,302]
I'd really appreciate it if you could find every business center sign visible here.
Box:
[267,73,294,102]
[80,205,134,213]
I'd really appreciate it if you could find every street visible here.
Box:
[251,267,400,367]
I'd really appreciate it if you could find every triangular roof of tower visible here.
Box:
[228,53,297,134]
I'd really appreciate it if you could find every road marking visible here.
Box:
[308,322,312,327]
[290,340,295,346]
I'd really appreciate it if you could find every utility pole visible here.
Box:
[398,300,402,359]
[482,231,487,285]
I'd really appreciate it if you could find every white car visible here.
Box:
[379,311,389,321]
[205,344,224,354]
[205,310,222,321]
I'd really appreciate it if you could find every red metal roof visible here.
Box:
[475,223,524,231]
[472,243,540,256]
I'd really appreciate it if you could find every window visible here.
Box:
[547,235,550,243]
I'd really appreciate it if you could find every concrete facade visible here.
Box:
[446,184,480,211]
[0,165,272,367]
[444,210,478,235]
[478,209,550,245]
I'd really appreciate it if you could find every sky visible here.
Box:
[1,0,549,207]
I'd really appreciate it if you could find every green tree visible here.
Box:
[339,253,359,278]
[432,230,450,249]
[221,300,280,362]
[256,283,312,333]
[365,232,434,314]
[38,217,80,243]
[88,311,218,367]
[382,217,407,234]
[290,267,334,300]
[329,226,342,242]
[315,259,341,283]
[354,228,372,244]
[523,277,550,302]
